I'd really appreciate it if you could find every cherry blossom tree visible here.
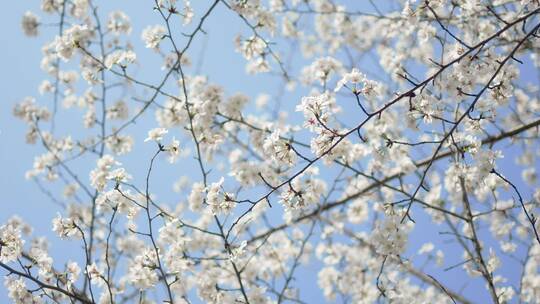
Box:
[3,0,540,303]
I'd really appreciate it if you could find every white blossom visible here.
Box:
[205,177,236,215]
[141,25,166,49]
[0,224,24,263]
[104,50,136,69]
[21,11,39,37]
[144,127,168,142]
[107,11,131,34]
[263,130,296,166]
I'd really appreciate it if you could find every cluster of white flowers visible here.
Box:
[104,50,136,70]
[55,24,92,61]
[0,224,24,263]
[310,129,339,158]
[370,207,414,256]
[156,76,227,157]
[263,130,296,167]
[301,56,343,86]
[295,93,334,131]
[21,11,39,37]
[143,127,181,162]
[205,177,236,215]
[158,219,192,272]
[66,261,81,288]
[107,10,131,35]
[346,198,369,224]
[229,0,282,73]
[235,34,272,74]
[95,188,140,216]
[155,97,188,128]
[144,127,168,142]
[28,242,54,280]
[188,181,205,212]
[141,25,166,49]
[51,213,79,239]
[128,248,159,289]
[334,68,381,99]
[105,133,134,155]
[4,277,41,303]
[89,155,124,191]
[279,169,327,217]
[13,97,50,123]
[182,1,194,26]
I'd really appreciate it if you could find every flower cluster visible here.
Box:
[205,177,236,215]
